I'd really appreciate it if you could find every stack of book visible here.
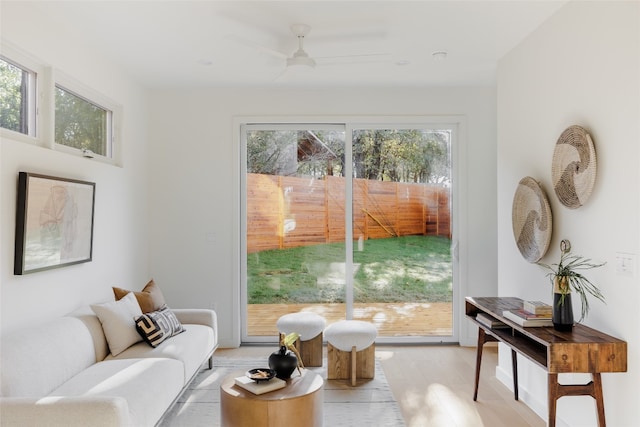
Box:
[476,312,509,329]
[523,300,553,316]
[234,375,286,395]
[503,301,553,327]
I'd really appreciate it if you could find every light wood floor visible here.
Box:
[248,302,453,336]
[216,344,545,427]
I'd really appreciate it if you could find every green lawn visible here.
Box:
[247,235,452,304]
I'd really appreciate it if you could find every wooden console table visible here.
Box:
[465,297,627,427]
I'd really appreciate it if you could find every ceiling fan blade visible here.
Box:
[315,53,391,60]
[272,67,289,82]
[309,30,388,44]
[274,64,317,82]
[225,34,288,59]
[315,53,392,66]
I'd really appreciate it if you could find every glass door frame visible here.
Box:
[238,116,464,345]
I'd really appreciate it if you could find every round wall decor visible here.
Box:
[512,176,553,263]
[552,125,597,209]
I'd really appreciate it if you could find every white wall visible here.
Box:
[1,6,150,333]
[1,0,498,364]
[497,1,639,426]
[146,86,497,347]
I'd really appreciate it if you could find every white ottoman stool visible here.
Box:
[277,312,326,367]
[324,320,377,386]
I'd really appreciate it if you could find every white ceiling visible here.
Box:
[4,1,568,88]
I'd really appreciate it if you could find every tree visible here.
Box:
[54,87,107,155]
[246,130,298,175]
[295,130,345,178]
[247,128,450,184]
[247,130,346,178]
[0,59,27,133]
[352,129,450,184]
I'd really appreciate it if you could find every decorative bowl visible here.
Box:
[246,368,276,383]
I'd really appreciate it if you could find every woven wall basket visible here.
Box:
[512,176,552,263]
[552,125,597,209]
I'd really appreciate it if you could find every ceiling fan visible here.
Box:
[286,23,317,68]
[231,23,390,73]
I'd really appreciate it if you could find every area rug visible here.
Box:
[159,356,406,427]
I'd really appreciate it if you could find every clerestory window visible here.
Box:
[54,84,113,158]
[0,56,37,136]
[2,42,120,164]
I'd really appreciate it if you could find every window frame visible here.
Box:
[0,43,45,144]
[236,116,465,346]
[53,70,120,164]
[1,40,122,165]
[0,56,36,136]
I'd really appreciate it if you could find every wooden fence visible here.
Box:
[247,173,450,253]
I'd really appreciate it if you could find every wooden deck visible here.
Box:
[247,302,453,337]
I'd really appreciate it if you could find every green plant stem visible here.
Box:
[539,251,606,322]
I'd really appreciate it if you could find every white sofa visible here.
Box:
[0,305,218,427]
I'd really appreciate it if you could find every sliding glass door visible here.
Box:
[349,127,453,337]
[241,122,455,343]
[242,125,348,339]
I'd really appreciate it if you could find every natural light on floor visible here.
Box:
[403,383,484,427]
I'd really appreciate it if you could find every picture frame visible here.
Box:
[14,172,96,275]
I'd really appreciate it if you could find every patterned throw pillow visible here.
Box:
[135,305,185,348]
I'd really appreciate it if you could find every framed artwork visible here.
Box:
[14,172,96,275]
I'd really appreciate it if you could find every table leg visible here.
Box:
[473,327,499,400]
[511,349,519,400]
[548,372,606,427]
[351,346,357,387]
[593,373,606,427]
[548,373,559,427]
[473,328,486,401]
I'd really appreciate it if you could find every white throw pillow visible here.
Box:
[91,292,143,356]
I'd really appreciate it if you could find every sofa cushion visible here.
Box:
[91,292,143,356]
[48,358,184,427]
[135,305,185,347]
[67,306,110,362]
[0,396,130,427]
[113,279,166,313]
[0,317,98,398]
[108,324,214,382]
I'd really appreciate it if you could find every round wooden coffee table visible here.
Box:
[220,369,323,427]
